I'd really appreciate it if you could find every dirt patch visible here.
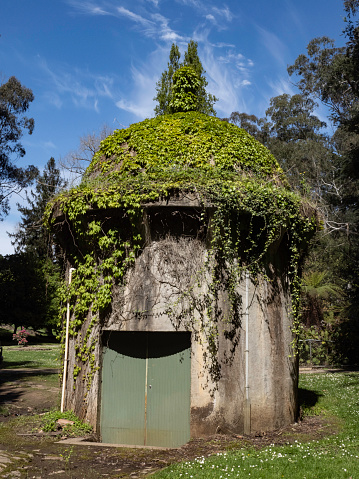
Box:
[0,368,59,419]
[0,416,337,479]
[0,368,339,478]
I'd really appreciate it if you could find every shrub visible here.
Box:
[12,328,29,346]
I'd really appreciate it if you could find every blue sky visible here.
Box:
[0,0,346,254]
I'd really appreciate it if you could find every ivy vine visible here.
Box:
[46,111,317,392]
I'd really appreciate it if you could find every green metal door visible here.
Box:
[101,334,146,445]
[100,331,191,447]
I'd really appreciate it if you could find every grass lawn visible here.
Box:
[151,372,359,479]
[1,344,60,369]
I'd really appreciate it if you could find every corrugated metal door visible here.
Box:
[100,331,191,447]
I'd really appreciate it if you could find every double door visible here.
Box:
[100,331,191,447]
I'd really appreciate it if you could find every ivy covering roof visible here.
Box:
[85,111,284,184]
[47,111,316,234]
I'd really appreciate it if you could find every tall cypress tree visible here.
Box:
[182,40,217,115]
[154,44,181,116]
[154,41,217,116]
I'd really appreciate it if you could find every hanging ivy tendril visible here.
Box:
[45,111,317,389]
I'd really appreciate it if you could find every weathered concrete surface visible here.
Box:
[62,203,298,440]
[64,248,296,437]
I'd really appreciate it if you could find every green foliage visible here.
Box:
[0,253,62,334]
[298,326,339,365]
[286,2,359,365]
[227,90,357,367]
[288,37,350,123]
[168,66,201,113]
[0,76,38,217]
[40,410,93,436]
[302,271,342,300]
[154,41,217,116]
[265,94,327,141]
[154,44,181,116]
[85,111,283,179]
[46,111,317,388]
[300,270,344,350]
[225,112,268,141]
[228,93,336,200]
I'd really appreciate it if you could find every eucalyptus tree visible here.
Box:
[228,94,336,205]
[286,0,359,363]
[0,76,37,218]
[227,94,347,361]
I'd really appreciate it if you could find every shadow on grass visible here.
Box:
[1,360,38,369]
[0,368,59,410]
[0,386,24,408]
[298,387,322,410]
[0,368,58,381]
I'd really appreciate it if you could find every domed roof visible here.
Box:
[47,111,316,242]
[84,111,284,185]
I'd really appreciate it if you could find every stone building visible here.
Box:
[49,111,315,447]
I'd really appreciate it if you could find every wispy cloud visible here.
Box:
[212,41,236,48]
[116,6,154,26]
[44,140,57,149]
[150,13,184,41]
[38,57,114,112]
[115,56,162,119]
[65,0,251,119]
[116,98,149,117]
[257,26,288,67]
[212,6,233,23]
[201,44,254,116]
[175,0,202,8]
[43,91,63,109]
[267,76,295,97]
[67,1,183,42]
[174,0,234,29]
[67,0,232,45]
[283,0,307,39]
[218,50,253,74]
[23,138,57,153]
[66,0,109,15]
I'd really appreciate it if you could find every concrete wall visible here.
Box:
[62,204,298,437]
